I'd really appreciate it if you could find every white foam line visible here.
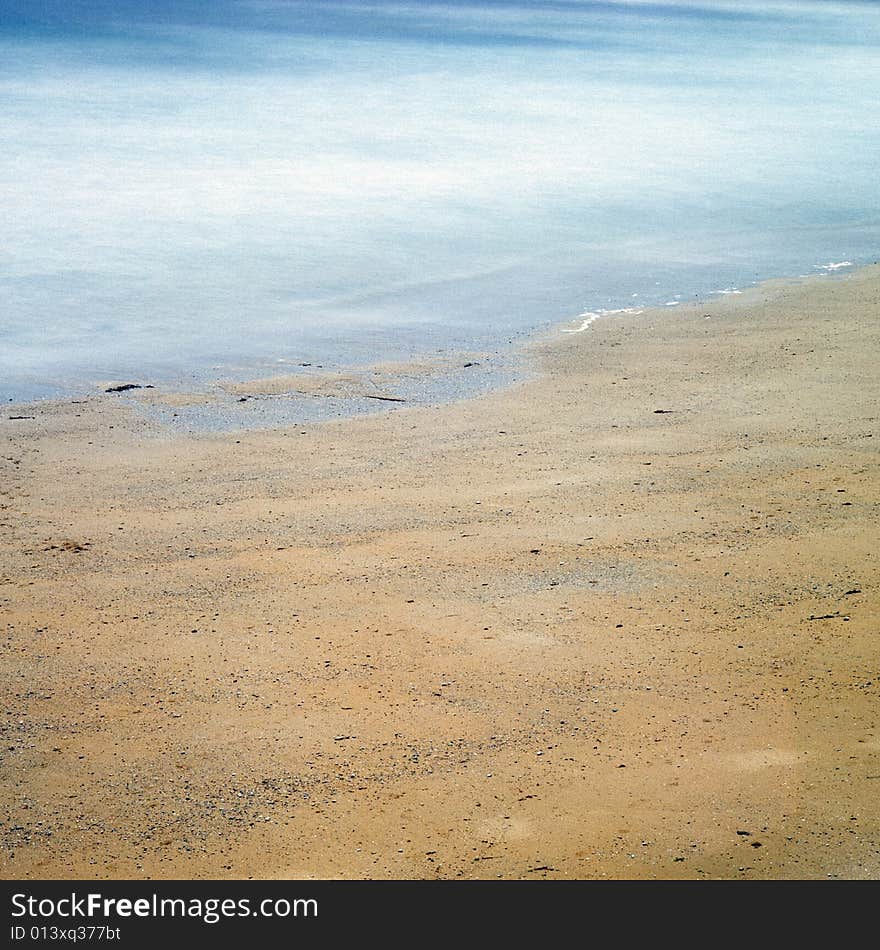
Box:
[562,307,643,333]
[815,260,853,272]
[713,287,742,295]
[562,312,603,333]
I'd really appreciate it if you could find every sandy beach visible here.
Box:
[1,265,878,880]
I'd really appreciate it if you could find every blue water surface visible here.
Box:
[2,1,879,401]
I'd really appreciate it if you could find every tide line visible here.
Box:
[562,307,644,333]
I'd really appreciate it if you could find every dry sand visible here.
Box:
[1,266,878,879]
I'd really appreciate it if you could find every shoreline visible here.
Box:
[1,264,878,879]
[3,259,874,435]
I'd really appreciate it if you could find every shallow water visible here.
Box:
[2,1,879,402]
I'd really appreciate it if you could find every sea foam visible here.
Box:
[562,307,644,333]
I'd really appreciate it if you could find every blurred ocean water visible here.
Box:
[2,1,879,400]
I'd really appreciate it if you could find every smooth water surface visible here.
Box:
[2,1,879,400]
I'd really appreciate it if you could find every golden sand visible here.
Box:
[1,266,877,879]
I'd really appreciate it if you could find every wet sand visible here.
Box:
[1,266,878,879]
